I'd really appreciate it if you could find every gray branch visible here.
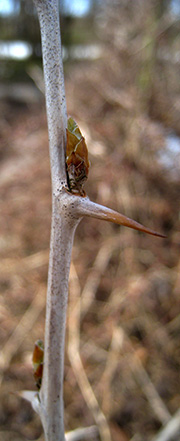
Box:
[31,2,166,440]
[33,0,67,188]
[32,1,81,440]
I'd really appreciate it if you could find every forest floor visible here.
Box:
[0,58,180,441]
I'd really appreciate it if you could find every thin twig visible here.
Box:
[68,264,112,441]
[80,240,114,318]
[151,408,180,441]
[101,327,124,414]
[65,425,98,441]
[115,327,171,425]
[0,287,45,384]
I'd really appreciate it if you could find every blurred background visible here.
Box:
[0,1,180,440]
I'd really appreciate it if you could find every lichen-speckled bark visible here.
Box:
[39,193,81,441]
[34,0,67,189]
[32,1,80,440]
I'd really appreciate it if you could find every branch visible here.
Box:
[33,0,67,188]
[32,1,79,440]
[151,409,180,441]
[30,2,166,441]
[65,426,98,441]
[68,264,112,441]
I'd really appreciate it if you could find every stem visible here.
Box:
[32,1,80,440]
[34,0,67,188]
[31,3,165,440]
[40,195,81,440]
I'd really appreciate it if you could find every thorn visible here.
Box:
[77,199,166,238]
